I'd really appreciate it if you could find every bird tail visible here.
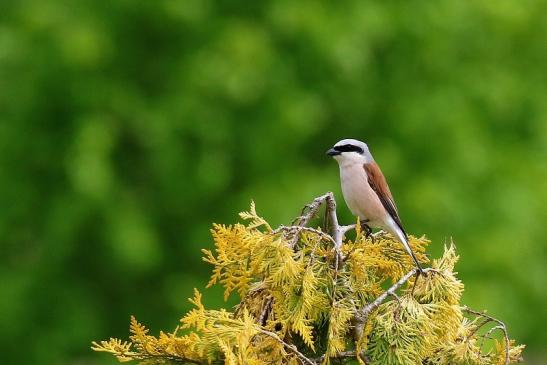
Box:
[390,223,423,272]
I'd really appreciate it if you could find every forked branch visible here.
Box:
[463,306,511,365]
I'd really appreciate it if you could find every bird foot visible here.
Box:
[360,222,374,242]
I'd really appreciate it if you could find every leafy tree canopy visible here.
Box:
[93,196,524,365]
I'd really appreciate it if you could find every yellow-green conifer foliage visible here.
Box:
[93,195,524,365]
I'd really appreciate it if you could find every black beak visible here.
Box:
[326,148,340,156]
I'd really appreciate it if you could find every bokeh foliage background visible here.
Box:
[1,0,546,364]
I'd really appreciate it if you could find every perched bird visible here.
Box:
[327,138,423,272]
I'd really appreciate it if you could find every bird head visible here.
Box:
[326,139,372,164]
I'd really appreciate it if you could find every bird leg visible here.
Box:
[360,220,374,242]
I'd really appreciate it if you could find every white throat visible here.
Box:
[334,152,370,168]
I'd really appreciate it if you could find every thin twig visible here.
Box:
[313,350,370,364]
[364,268,437,314]
[339,224,356,237]
[258,293,273,326]
[467,317,494,339]
[462,306,510,365]
[288,193,334,248]
[389,291,402,304]
[111,353,213,364]
[272,225,336,245]
[353,267,435,339]
[324,193,358,271]
[480,325,505,354]
[258,328,315,365]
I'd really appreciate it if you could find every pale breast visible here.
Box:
[339,164,387,227]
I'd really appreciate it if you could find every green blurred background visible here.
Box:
[1,0,546,364]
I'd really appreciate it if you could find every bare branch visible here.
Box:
[312,350,370,364]
[353,268,436,339]
[257,329,315,365]
[481,325,505,354]
[272,225,336,245]
[462,306,510,365]
[338,224,356,240]
[288,193,334,248]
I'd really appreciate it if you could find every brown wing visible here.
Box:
[363,162,407,236]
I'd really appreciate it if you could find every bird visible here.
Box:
[326,138,423,272]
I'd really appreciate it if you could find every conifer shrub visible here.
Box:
[92,193,524,364]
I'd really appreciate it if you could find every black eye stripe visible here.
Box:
[333,144,364,154]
